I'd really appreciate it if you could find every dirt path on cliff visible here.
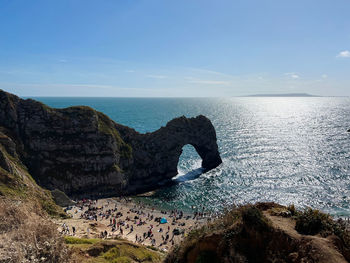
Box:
[264,212,347,263]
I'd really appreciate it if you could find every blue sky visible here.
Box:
[0,0,349,97]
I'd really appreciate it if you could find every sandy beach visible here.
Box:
[54,197,210,252]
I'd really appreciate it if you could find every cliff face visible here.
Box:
[0,89,222,198]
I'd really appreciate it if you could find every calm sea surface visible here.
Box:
[30,97,350,216]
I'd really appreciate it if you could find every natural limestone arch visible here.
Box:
[126,115,222,193]
[0,89,222,197]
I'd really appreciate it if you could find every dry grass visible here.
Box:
[0,198,70,262]
[165,203,350,263]
[164,204,273,263]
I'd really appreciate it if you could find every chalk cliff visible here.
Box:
[0,89,222,198]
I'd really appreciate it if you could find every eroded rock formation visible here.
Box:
[0,89,222,197]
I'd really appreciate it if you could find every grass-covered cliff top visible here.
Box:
[165,203,350,263]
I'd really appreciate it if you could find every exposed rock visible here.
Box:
[51,189,75,207]
[0,89,222,198]
[121,115,222,194]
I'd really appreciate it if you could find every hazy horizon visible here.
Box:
[1,0,350,97]
[20,94,348,98]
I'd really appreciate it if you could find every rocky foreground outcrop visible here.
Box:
[165,203,350,263]
[0,89,222,198]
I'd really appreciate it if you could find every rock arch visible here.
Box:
[126,115,222,193]
[0,89,222,197]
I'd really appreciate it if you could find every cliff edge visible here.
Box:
[165,203,350,263]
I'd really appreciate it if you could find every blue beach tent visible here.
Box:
[160,217,167,224]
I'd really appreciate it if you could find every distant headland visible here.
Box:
[244,93,321,97]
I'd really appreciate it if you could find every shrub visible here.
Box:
[0,199,70,262]
[295,208,333,235]
[287,204,297,216]
[195,250,219,263]
[241,205,270,231]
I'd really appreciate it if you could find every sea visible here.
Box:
[30,97,350,216]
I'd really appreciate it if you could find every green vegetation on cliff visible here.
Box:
[0,136,66,218]
[97,112,133,160]
[67,236,163,263]
[1,89,222,198]
[166,203,350,263]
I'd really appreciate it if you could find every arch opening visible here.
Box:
[173,144,204,183]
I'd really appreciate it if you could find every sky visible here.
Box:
[0,0,349,97]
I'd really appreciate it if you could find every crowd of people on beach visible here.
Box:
[59,197,350,252]
[60,197,212,249]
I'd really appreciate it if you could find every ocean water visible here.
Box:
[31,97,350,216]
